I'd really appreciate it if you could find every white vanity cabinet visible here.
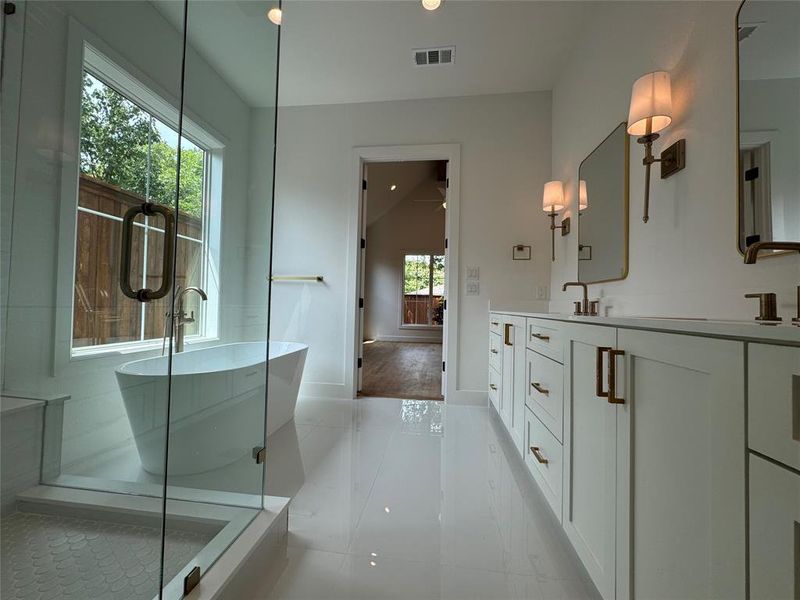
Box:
[489,313,526,456]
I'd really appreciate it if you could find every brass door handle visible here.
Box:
[596,347,611,398]
[504,323,513,346]
[530,446,548,465]
[489,384,497,391]
[531,332,550,342]
[120,202,175,302]
[490,349,499,354]
[607,349,625,404]
[531,382,549,395]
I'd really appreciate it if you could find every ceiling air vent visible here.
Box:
[414,46,455,67]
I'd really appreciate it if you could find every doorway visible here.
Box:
[359,161,447,400]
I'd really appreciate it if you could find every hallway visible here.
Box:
[362,342,443,400]
[258,397,595,600]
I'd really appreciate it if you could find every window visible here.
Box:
[402,254,445,327]
[72,64,214,352]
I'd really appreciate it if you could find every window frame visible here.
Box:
[399,252,445,330]
[54,19,225,369]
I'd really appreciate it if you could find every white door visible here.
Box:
[749,454,800,600]
[616,329,745,600]
[356,164,368,393]
[562,323,618,600]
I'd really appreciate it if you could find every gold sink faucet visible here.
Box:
[562,281,589,316]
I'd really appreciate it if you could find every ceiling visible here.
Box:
[738,0,800,80]
[366,161,444,225]
[279,0,591,106]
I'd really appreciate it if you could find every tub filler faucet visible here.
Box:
[163,286,208,354]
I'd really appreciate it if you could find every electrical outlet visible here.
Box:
[536,285,549,300]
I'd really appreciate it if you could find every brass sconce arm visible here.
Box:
[638,133,660,224]
[548,211,570,262]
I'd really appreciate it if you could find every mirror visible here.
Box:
[737,0,800,253]
[578,122,629,284]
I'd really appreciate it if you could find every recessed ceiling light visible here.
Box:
[384,506,391,513]
[422,0,442,10]
[267,7,282,25]
[390,184,397,191]
[369,560,377,567]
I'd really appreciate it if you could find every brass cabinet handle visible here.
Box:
[490,349,499,354]
[607,349,625,404]
[504,323,513,346]
[531,332,550,342]
[596,347,611,398]
[531,382,549,395]
[530,446,549,465]
[489,384,498,391]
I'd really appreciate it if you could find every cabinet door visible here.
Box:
[562,323,618,600]
[500,316,526,454]
[749,454,800,600]
[616,329,745,600]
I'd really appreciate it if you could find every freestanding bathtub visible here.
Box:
[115,341,307,475]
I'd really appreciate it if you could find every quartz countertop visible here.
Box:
[489,307,800,346]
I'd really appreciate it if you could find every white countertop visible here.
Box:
[489,308,800,346]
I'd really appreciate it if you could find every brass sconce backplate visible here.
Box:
[561,217,571,236]
[660,139,686,178]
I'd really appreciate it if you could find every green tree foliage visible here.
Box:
[403,255,446,294]
[79,72,204,218]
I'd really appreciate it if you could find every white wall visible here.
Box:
[548,0,799,321]
[364,191,445,343]
[1,0,274,467]
[272,92,552,400]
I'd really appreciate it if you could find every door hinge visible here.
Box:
[443,299,447,310]
[361,238,366,249]
[444,238,448,249]
[359,297,364,308]
[252,446,266,464]
[744,167,759,182]
[446,177,449,189]
[442,361,446,372]
[362,179,367,190]
[4,2,16,15]
[184,566,201,595]
[358,357,363,368]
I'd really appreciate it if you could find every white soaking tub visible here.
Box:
[115,341,307,475]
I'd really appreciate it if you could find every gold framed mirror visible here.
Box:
[577,122,630,284]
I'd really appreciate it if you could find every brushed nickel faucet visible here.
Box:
[562,282,589,316]
[744,292,780,322]
[173,286,208,353]
[743,241,800,264]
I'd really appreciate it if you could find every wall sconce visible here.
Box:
[542,180,569,262]
[578,180,588,211]
[626,71,686,223]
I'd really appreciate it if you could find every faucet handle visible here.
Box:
[745,293,781,322]
[573,301,583,316]
[589,300,600,317]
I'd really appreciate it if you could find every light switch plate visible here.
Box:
[466,266,480,280]
[466,281,480,296]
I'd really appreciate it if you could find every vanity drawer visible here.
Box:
[488,367,502,413]
[489,315,502,336]
[489,332,502,373]
[526,349,564,442]
[748,343,800,471]
[749,454,800,600]
[525,408,563,522]
[526,318,563,364]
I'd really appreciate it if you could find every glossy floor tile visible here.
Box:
[259,397,597,600]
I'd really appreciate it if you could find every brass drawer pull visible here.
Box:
[490,349,499,354]
[596,347,611,398]
[489,384,497,391]
[504,323,513,346]
[530,446,549,465]
[607,349,625,404]
[531,332,550,342]
[531,382,549,395]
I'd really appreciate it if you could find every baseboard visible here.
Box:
[445,389,488,406]
[375,336,442,343]
[298,381,351,400]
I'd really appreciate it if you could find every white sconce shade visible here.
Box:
[578,180,588,210]
[422,0,442,10]
[542,181,565,212]
[267,7,282,25]
[627,71,672,136]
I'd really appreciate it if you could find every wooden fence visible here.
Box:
[402,295,444,326]
[73,174,203,347]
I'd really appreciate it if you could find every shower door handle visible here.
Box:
[120,202,176,302]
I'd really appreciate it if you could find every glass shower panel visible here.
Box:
[1,1,186,599]
[160,0,280,595]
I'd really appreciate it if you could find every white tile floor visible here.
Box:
[257,397,597,600]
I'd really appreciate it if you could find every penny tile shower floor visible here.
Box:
[1,511,212,600]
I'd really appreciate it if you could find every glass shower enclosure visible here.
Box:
[1,0,280,597]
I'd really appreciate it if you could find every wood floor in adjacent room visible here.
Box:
[361,341,443,400]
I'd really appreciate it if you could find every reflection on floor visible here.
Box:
[0,511,210,600]
[255,397,596,600]
[362,342,443,400]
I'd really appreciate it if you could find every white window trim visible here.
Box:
[53,18,225,373]
[398,252,445,331]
